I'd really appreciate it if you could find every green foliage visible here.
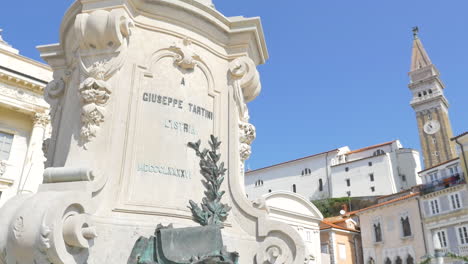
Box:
[311,197,350,218]
[187,135,231,227]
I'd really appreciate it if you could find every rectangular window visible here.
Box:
[306,231,311,242]
[0,131,14,161]
[430,199,440,215]
[346,179,350,187]
[458,226,468,245]
[450,193,462,210]
[437,230,448,248]
[368,162,373,167]
[428,172,438,183]
[369,173,374,182]
[345,167,349,172]
[448,166,459,176]
[338,244,346,260]
[321,244,329,254]
[371,186,375,192]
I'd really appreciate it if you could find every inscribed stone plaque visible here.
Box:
[121,56,216,214]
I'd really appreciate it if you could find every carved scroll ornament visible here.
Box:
[228,57,305,264]
[229,57,261,173]
[74,9,133,147]
[228,57,261,122]
[0,168,98,264]
[43,71,70,167]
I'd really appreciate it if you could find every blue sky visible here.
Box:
[1,1,468,170]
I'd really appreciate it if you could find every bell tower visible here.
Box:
[408,27,457,168]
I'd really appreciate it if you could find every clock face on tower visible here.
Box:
[423,120,441,135]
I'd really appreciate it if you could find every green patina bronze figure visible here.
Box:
[127,136,238,264]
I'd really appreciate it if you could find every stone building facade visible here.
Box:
[0,30,51,206]
[245,140,421,200]
[418,159,468,262]
[320,214,362,264]
[356,193,426,264]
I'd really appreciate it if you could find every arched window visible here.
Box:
[385,257,391,264]
[401,216,412,237]
[373,149,385,156]
[418,92,422,97]
[319,179,323,191]
[374,223,382,242]
[268,189,272,193]
[292,184,296,193]
[406,255,414,264]
[423,91,427,96]
[396,256,402,264]
[368,257,375,264]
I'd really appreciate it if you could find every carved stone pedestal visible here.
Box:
[0,1,305,263]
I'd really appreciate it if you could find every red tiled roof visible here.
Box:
[354,192,420,214]
[246,149,339,174]
[320,221,358,232]
[346,141,396,155]
[323,216,347,224]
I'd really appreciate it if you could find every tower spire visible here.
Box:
[410,27,432,71]
[408,28,457,168]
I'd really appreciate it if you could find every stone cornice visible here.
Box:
[423,207,468,225]
[408,75,444,89]
[0,84,49,114]
[0,68,47,94]
[0,48,51,72]
[58,0,268,65]
[421,183,466,199]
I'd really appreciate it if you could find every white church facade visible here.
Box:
[0,30,51,206]
[245,140,422,200]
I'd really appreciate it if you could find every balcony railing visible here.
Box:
[421,172,466,195]
[459,245,468,256]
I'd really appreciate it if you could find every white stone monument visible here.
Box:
[0,1,306,263]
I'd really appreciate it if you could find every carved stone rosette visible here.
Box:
[74,9,133,147]
[229,57,262,173]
